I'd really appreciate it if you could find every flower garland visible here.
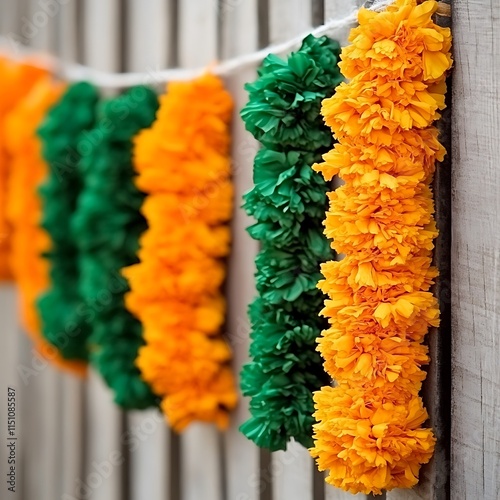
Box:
[309,0,452,494]
[72,86,159,408]
[123,74,238,430]
[37,82,99,362]
[239,35,343,451]
[4,77,86,374]
[0,58,48,281]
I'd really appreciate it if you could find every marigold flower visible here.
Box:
[122,74,237,430]
[311,0,451,493]
[311,384,436,495]
[340,0,452,83]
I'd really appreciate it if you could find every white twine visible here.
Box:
[0,0,393,89]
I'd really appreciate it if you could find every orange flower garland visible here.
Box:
[0,57,47,280]
[123,74,237,430]
[310,0,452,494]
[4,77,86,375]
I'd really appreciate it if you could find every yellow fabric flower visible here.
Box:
[122,74,237,431]
[310,0,451,493]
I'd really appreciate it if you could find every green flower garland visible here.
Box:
[38,82,99,361]
[240,35,343,451]
[71,86,159,409]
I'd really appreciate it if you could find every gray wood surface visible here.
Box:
[450,0,500,499]
[220,0,261,498]
[176,2,223,499]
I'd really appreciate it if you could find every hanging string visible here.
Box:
[0,0,393,89]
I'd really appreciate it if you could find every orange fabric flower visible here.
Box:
[0,57,48,280]
[310,0,451,493]
[123,74,237,431]
[4,77,86,376]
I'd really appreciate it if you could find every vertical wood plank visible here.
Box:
[0,0,22,41]
[82,0,121,73]
[268,0,312,44]
[56,5,87,500]
[128,410,169,500]
[177,1,223,499]
[324,0,358,46]
[0,286,21,500]
[124,4,171,500]
[265,2,317,499]
[178,0,218,68]
[25,0,57,52]
[57,0,80,63]
[125,0,169,72]
[384,3,451,500]
[317,1,364,499]
[219,1,260,499]
[20,6,64,499]
[81,3,123,500]
[450,0,500,498]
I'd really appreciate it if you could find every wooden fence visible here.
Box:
[0,0,498,499]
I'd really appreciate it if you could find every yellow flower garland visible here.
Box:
[123,74,237,431]
[5,77,87,376]
[310,0,452,494]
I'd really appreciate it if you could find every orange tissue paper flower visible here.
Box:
[122,73,237,431]
[4,76,86,376]
[310,0,451,494]
[0,57,48,281]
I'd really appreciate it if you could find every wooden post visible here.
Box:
[124,3,171,500]
[450,0,500,498]
[219,0,261,498]
[264,4,317,499]
[176,2,224,500]
[81,2,124,500]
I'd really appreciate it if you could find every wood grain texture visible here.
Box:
[265,1,318,498]
[128,409,169,500]
[387,3,452,500]
[177,2,223,499]
[321,2,367,499]
[81,3,124,500]
[125,0,169,72]
[273,441,314,500]
[450,0,500,499]
[124,5,171,500]
[0,287,21,500]
[220,0,261,498]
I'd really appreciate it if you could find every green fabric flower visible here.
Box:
[37,82,99,361]
[239,35,343,451]
[71,86,159,409]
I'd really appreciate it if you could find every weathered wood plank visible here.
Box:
[56,5,86,500]
[387,3,452,500]
[125,0,169,72]
[266,2,318,499]
[0,286,21,500]
[125,4,171,499]
[219,0,260,498]
[450,0,500,498]
[128,409,169,500]
[177,2,223,499]
[81,2,124,500]
[320,1,365,499]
